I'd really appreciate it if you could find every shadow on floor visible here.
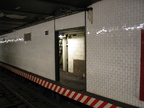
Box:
[60,70,86,91]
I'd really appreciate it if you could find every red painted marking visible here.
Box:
[23,73,25,77]
[29,75,31,80]
[71,92,78,99]
[110,105,117,108]
[24,73,26,77]
[15,69,17,73]
[46,82,50,88]
[140,29,144,101]
[25,73,28,77]
[30,75,32,80]
[22,72,24,76]
[61,89,67,95]
[29,75,31,79]
[39,79,42,85]
[57,87,62,93]
[31,76,34,81]
[15,69,18,73]
[83,96,92,104]
[16,69,18,73]
[33,76,35,81]
[36,78,38,82]
[36,78,40,83]
[54,85,58,91]
[26,74,28,78]
[19,71,22,75]
[33,77,36,82]
[77,94,85,101]
[38,79,40,84]
[66,90,73,97]
[28,75,30,79]
[21,72,23,76]
[17,70,20,74]
[41,80,45,86]
[27,74,29,79]
[34,77,37,82]
[90,99,99,107]
[18,70,21,75]
[19,71,21,75]
[37,78,40,83]
[43,81,47,87]
[0,63,122,108]
[40,80,44,85]
[25,73,27,78]
[98,102,108,108]
[50,84,54,90]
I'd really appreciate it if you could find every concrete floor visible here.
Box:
[60,70,86,91]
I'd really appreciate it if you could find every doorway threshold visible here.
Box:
[60,70,85,91]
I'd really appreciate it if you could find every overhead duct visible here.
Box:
[0,11,27,19]
[0,12,4,17]
[6,14,27,19]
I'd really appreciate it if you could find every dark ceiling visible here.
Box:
[0,0,100,35]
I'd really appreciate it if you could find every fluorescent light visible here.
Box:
[59,34,66,37]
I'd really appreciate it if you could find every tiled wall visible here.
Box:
[68,34,85,72]
[0,12,85,81]
[0,21,55,80]
[86,0,144,107]
[55,12,85,30]
[0,0,144,107]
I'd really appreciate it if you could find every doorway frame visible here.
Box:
[55,26,86,83]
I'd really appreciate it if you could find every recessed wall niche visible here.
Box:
[24,33,31,41]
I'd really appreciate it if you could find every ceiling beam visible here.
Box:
[0,17,29,23]
[0,25,17,28]
[0,22,23,25]
[0,9,53,16]
[36,0,80,8]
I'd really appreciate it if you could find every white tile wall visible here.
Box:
[68,35,85,72]
[55,12,85,30]
[0,12,85,80]
[86,0,144,107]
[0,0,144,107]
[0,21,55,80]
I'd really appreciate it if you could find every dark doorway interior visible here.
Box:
[55,27,86,91]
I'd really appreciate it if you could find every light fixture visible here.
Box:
[59,34,66,38]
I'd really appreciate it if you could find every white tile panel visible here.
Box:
[0,21,55,80]
[55,12,85,30]
[68,35,85,72]
[86,0,144,107]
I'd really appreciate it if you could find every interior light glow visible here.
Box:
[59,35,66,38]
[0,38,24,43]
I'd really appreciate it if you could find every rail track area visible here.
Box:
[0,68,91,108]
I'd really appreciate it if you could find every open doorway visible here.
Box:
[55,27,86,90]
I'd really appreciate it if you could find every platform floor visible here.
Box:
[60,70,86,91]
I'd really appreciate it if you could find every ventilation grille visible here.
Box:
[24,33,31,41]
